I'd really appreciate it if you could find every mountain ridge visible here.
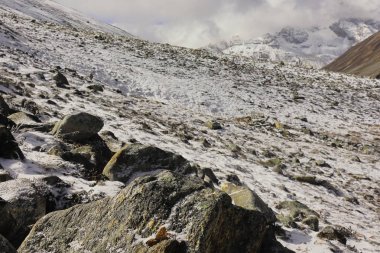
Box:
[206,18,380,67]
[324,31,380,78]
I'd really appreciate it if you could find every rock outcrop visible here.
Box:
[0,179,48,247]
[103,144,196,183]
[0,234,16,253]
[19,171,289,253]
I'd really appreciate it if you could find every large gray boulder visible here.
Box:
[51,112,104,141]
[103,144,196,183]
[19,171,289,253]
[0,125,24,160]
[0,179,48,247]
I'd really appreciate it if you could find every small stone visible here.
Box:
[315,160,331,168]
[205,120,222,130]
[302,215,319,231]
[317,225,351,244]
[53,72,69,87]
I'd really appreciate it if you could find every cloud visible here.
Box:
[56,0,380,48]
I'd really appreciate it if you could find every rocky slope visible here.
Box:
[207,18,380,67]
[324,31,380,78]
[0,1,379,253]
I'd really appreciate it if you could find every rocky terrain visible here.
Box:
[325,31,380,78]
[207,19,380,67]
[0,0,379,252]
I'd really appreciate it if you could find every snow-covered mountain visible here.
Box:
[207,18,380,67]
[0,1,379,253]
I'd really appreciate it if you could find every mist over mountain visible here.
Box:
[207,18,380,67]
[56,0,380,48]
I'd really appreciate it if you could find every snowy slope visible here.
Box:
[0,1,379,253]
[0,0,133,37]
[207,19,380,67]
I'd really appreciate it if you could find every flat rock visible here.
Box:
[103,144,196,183]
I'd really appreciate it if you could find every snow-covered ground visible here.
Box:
[0,1,379,252]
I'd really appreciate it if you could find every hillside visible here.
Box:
[207,19,380,67]
[324,31,380,78]
[0,1,379,253]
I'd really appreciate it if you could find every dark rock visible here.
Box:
[103,144,196,183]
[205,120,222,130]
[63,135,112,179]
[0,234,16,253]
[0,95,11,116]
[198,167,219,185]
[0,168,12,182]
[87,84,104,92]
[53,72,69,87]
[19,171,288,253]
[226,173,242,186]
[0,125,24,160]
[317,225,352,244]
[259,226,295,253]
[51,112,104,141]
[0,114,16,128]
[0,179,48,247]
[302,215,319,231]
[21,99,39,115]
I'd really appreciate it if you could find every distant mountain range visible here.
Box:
[325,31,380,78]
[206,18,380,67]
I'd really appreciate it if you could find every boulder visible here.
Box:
[19,171,288,253]
[51,112,104,141]
[0,125,24,160]
[317,225,352,245]
[103,144,196,183]
[0,168,12,182]
[0,179,48,247]
[62,136,112,179]
[276,200,319,229]
[0,95,11,116]
[53,72,69,87]
[221,182,276,223]
[0,234,16,253]
[0,114,16,128]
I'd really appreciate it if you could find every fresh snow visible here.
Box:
[0,1,379,252]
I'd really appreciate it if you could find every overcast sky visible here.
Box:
[56,0,380,48]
